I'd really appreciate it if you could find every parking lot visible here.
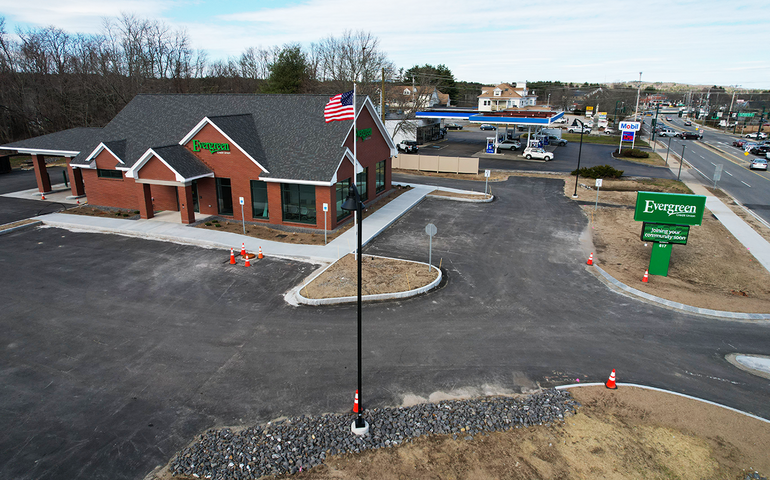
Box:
[2,173,770,479]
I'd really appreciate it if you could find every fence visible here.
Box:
[392,154,478,174]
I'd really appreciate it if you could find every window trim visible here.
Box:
[96,169,122,179]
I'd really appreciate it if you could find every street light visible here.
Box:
[340,184,369,435]
[572,119,585,198]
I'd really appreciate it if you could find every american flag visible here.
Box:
[324,90,355,123]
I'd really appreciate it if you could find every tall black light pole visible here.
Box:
[678,145,686,181]
[341,184,368,435]
[572,119,585,198]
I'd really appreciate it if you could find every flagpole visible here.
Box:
[353,83,358,256]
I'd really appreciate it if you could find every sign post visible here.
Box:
[594,178,602,210]
[239,197,245,234]
[323,203,329,245]
[425,223,437,271]
[713,164,723,188]
[484,169,491,195]
[634,192,706,277]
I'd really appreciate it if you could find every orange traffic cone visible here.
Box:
[240,242,246,256]
[244,255,251,267]
[41,194,46,200]
[258,246,264,259]
[353,389,360,413]
[605,369,617,389]
[76,199,80,205]
[229,248,236,265]
[587,253,594,265]
[642,269,649,283]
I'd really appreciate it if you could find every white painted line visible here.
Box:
[710,161,716,166]
[725,171,733,176]
[742,181,752,187]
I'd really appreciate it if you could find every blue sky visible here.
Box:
[1,0,769,88]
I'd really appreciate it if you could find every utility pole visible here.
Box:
[381,67,385,123]
[634,72,642,121]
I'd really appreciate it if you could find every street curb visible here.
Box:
[0,220,42,236]
[427,192,494,203]
[593,265,770,321]
[555,383,770,424]
[293,254,442,305]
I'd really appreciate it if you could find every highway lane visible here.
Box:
[653,116,770,224]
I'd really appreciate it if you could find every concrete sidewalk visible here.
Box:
[657,141,770,274]
[33,183,450,263]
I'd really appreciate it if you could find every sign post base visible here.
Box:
[649,243,672,276]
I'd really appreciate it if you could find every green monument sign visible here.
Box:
[633,192,706,277]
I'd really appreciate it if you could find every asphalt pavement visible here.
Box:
[1,174,769,480]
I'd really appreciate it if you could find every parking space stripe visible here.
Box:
[742,181,751,187]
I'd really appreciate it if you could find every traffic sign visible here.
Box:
[595,179,603,188]
[484,169,491,178]
[239,197,244,205]
[425,223,437,236]
[619,121,641,131]
[323,203,328,212]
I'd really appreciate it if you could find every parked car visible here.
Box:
[567,125,592,134]
[750,158,768,170]
[523,147,553,161]
[496,139,521,151]
[684,120,692,126]
[544,135,568,146]
[745,132,768,140]
[396,140,419,153]
[603,127,615,135]
[479,124,496,130]
[445,123,463,130]
[680,131,702,140]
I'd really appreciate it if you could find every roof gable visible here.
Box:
[128,145,213,183]
[179,114,269,173]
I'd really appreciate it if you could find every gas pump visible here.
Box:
[485,137,496,153]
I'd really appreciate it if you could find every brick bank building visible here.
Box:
[2,94,396,230]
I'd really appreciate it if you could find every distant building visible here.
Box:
[477,83,537,111]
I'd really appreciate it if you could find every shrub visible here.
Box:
[571,165,624,179]
[205,222,212,226]
[215,224,221,228]
[614,148,649,158]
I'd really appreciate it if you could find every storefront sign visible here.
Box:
[622,131,635,142]
[192,139,230,154]
[634,191,706,226]
[640,222,690,244]
[356,128,372,141]
[619,121,641,131]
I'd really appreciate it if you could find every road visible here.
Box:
[1,175,769,480]
[653,116,770,224]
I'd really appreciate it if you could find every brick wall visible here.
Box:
[82,150,138,210]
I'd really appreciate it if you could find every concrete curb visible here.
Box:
[293,254,442,306]
[593,265,770,321]
[0,220,42,236]
[427,193,494,203]
[555,382,770,424]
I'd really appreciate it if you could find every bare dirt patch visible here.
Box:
[261,386,769,480]
[300,254,438,299]
[707,187,770,244]
[195,187,412,245]
[428,189,491,200]
[566,175,770,313]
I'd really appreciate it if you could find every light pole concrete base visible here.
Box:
[351,420,369,436]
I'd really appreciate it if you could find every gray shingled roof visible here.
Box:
[1,127,102,154]
[55,94,368,183]
[151,145,213,180]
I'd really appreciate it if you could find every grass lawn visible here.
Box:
[562,133,650,148]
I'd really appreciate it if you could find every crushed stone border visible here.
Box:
[0,220,42,236]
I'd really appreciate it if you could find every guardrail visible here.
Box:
[392,154,478,174]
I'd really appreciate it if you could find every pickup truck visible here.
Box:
[567,125,592,134]
[397,140,419,153]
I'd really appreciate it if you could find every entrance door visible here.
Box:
[216,178,233,215]
[191,180,199,213]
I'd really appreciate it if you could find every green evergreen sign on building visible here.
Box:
[634,192,706,276]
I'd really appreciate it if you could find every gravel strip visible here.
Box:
[171,389,580,479]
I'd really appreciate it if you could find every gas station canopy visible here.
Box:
[416,109,564,126]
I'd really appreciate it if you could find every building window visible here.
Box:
[281,184,316,224]
[375,161,385,193]
[494,89,501,96]
[357,167,368,202]
[483,100,490,106]
[97,169,122,179]
[335,178,351,222]
[250,180,269,219]
[216,178,233,216]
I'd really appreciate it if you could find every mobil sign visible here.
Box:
[619,121,641,131]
